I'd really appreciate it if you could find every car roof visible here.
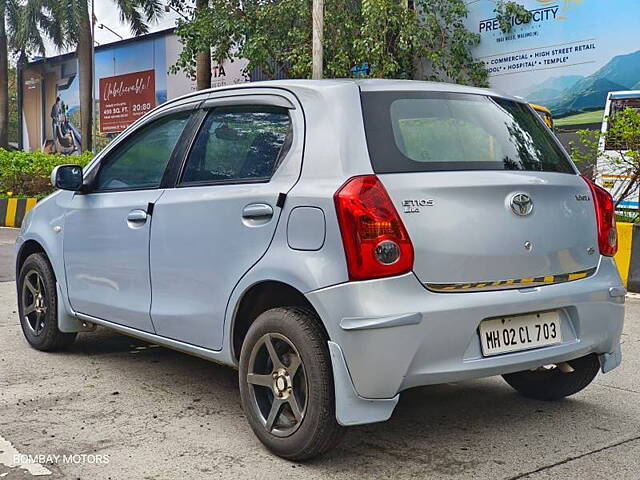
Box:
[162,78,521,110]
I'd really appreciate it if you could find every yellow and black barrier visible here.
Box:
[615,222,640,292]
[0,198,38,228]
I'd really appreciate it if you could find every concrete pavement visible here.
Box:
[1,243,639,478]
[0,228,18,282]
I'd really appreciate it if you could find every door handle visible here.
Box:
[242,203,274,219]
[127,209,148,223]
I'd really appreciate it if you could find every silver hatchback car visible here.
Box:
[16,79,625,460]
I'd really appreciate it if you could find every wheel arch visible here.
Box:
[231,280,329,363]
[16,239,49,279]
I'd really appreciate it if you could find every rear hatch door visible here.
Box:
[379,170,598,287]
[360,88,599,288]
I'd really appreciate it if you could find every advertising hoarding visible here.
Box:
[20,29,251,154]
[465,0,640,127]
[99,69,157,133]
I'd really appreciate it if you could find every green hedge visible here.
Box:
[0,149,93,198]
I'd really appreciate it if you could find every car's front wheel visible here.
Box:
[18,253,77,351]
[502,354,600,401]
[239,307,344,461]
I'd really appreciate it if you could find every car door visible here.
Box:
[63,111,192,332]
[149,94,303,350]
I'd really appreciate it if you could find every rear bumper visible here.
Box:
[306,256,625,400]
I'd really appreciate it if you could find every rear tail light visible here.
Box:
[582,176,618,256]
[334,175,414,280]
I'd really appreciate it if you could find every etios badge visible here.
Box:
[510,193,533,216]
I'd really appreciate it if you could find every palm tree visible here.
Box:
[0,2,10,149]
[38,0,163,152]
[1,0,68,149]
[0,0,23,149]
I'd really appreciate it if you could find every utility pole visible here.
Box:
[91,0,96,152]
[312,0,323,79]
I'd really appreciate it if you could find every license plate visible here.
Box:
[479,311,562,356]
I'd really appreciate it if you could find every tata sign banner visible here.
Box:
[466,0,640,126]
[99,69,157,133]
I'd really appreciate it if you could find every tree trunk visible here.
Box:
[195,0,211,90]
[77,4,93,152]
[196,51,211,90]
[0,7,9,149]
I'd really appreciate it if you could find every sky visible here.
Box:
[42,1,184,57]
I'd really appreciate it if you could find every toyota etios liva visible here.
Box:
[16,80,624,460]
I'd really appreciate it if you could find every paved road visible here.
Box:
[1,245,640,478]
[0,228,18,282]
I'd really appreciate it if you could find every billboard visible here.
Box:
[466,0,640,126]
[99,69,157,133]
[20,29,250,154]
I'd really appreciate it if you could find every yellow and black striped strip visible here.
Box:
[0,198,38,228]
[425,267,597,293]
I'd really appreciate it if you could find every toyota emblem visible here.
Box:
[510,193,533,216]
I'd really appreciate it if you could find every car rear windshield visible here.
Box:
[360,91,575,174]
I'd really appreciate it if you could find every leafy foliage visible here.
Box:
[0,149,93,197]
[7,65,17,143]
[571,108,640,211]
[569,129,600,167]
[6,0,49,57]
[36,0,164,51]
[493,1,532,34]
[170,0,489,86]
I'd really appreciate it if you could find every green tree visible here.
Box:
[171,0,489,86]
[0,0,24,149]
[169,0,211,90]
[7,63,18,143]
[34,0,163,152]
[571,108,640,210]
[2,0,55,149]
[0,1,10,149]
[493,1,532,34]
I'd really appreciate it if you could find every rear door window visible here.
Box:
[361,91,574,174]
[180,106,292,185]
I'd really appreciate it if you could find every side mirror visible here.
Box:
[51,164,84,191]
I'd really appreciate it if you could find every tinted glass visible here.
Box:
[95,113,190,191]
[181,106,291,184]
[361,91,574,174]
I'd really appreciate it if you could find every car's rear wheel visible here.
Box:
[239,307,344,461]
[502,354,600,401]
[18,253,77,351]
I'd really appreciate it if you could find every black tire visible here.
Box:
[239,307,344,461]
[17,253,77,351]
[502,354,600,401]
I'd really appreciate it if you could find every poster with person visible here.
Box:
[43,96,80,154]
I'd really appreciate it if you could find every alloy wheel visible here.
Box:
[22,270,48,336]
[246,333,308,437]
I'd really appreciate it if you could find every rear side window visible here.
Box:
[181,106,291,185]
[361,91,574,174]
[94,112,190,191]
